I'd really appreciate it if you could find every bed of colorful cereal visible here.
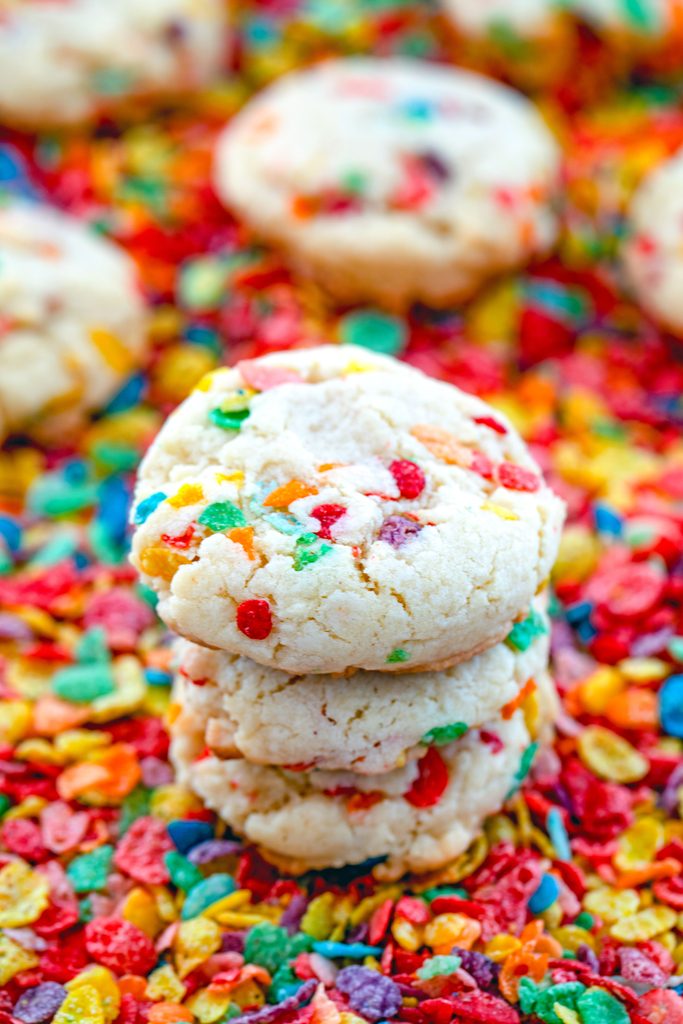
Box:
[0,4,683,1024]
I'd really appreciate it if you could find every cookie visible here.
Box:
[0,0,228,129]
[213,58,560,310]
[173,600,550,774]
[170,678,556,878]
[131,346,565,675]
[623,149,683,334]
[0,200,147,440]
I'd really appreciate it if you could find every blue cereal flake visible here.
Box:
[0,514,21,553]
[180,873,236,919]
[133,490,166,524]
[528,873,560,914]
[546,808,572,861]
[312,941,382,959]
[659,675,683,738]
[336,966,402,1022]
[168,818,215,854]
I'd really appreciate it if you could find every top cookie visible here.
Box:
[623,148,683,334]
[214,58,560,310]
[132,346,564,675]
[0,0,228,129]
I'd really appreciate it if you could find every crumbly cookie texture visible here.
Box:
[0,0,227,129]
[131,346,565,675]
[173,601,550,774]
[213,58,560,310]
[623,148,683,334]
[0,200,147,440]
[171,677,556,878]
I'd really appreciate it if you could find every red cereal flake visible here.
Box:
[236,599,273,640]
[113,815,172,884]
[0,818,49,861]
[39,932,88,983]
[404,747,449,808]
[473,415,508,435]
[161,525,195,549]
[450,991,520,1023]
[310,504,347,539]
[389,460,426,500]
[496,463,541,492]
[395,896,431,925]
[85,917,157,976]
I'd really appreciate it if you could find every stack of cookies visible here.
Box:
[130,346,564,878]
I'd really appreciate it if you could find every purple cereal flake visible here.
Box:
[660,762,683,814]
[187,838,243,864]
[14,983,66,1024]
[279,892,308,935]
[0,612,33,640]
[631,626,674,657]
[230,980,317,1024]
[378,516,423,549]
[576,944,600,972]
[221,931,246,954]
[336,965,402,1022]
[453,949,499,990]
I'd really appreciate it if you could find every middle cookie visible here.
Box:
[173,600,550,775]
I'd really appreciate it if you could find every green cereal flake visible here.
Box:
[243,922,291,974]
[67,845,114,893]
[386,648,410,664]
[164,851,204,893]
[293,543,332,571]
[209,407,250,431]
[421,722,468,745]
[506,608,548,652]
[52,663,116,704]
[198,501,247,532]
[416,955,461,980]
[577,987,630,1024]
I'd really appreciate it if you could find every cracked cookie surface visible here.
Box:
[132,346,565,675]
[213,58,561,310]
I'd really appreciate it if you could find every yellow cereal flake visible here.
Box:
[89,328,135,374]
[0,860,49,926]
[481,501,520,521]
[138,547,193,581]
[66,967,120,1023]
[583,887,640,924]
[146,964,187,1003]
[577,725,648,783]
[174,918,222,978]
[54,985,105,1024]
[610,905,677,942]
[0,934,39,984]
[615,818,665,872]
[167,482,205,509]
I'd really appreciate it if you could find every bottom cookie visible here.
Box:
[170,674,556,879]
